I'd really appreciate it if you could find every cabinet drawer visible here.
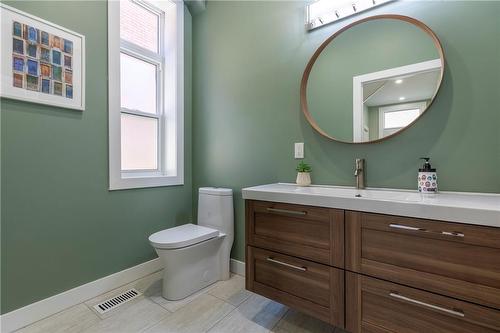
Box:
[346,211,500,309]
[246,246,344,327]
[246,200,344,267]
[346,272,500,333]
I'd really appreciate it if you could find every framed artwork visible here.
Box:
[0,4,85,110]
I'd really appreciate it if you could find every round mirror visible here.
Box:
[301,15,445,143]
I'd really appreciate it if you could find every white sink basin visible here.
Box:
[355,189,425,202]
[289,185,424,202]
[241,183,500,227]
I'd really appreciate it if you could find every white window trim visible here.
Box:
[378,101,427,139]
[108,0,184,190]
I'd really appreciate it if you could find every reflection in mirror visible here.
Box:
[303,15,444,143]
[355,59,442,141]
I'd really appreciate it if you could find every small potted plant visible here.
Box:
[296,160,312,186]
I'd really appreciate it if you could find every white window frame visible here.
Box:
[108,0,184,190]
[378,102,427,138]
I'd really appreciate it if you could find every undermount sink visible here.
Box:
[289,184,424,202]
[354,189,425,202]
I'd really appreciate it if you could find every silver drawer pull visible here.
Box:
[389,292,465,318]
[389,224,425,232]
[266,257,307,272]
[266,208,307,216]
[389,224,465,238]
[441,231,464,237]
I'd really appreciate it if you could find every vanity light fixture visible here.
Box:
[395,79,403,84]
[306,0,394,30]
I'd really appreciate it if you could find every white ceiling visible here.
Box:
[363,70,441,107]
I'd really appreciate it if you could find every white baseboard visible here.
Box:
[230,258,245,276]
[0,258,162,333]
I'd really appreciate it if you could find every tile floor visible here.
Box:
[16,272,347,333]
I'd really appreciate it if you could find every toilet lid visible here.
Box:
[149,224,219,249]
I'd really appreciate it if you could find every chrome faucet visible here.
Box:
[354,158,365,189]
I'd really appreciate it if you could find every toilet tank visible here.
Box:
[198,187,234,236]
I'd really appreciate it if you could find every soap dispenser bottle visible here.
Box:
[418,157,437,193]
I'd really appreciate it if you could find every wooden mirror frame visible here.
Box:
[300,14,445,144]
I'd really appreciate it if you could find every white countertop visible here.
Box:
[242,183,500,228]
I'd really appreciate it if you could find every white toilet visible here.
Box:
[149,187,234,300]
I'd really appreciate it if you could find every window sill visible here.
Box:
[109,174,184,190]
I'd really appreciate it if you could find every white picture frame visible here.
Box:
[0,4,85,111]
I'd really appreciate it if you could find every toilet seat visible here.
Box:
[149,224,219,250]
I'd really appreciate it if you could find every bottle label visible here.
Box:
[418,172,438,193]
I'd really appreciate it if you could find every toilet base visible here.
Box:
[156,234,227,300]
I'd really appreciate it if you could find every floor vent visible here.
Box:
[93,288,141,314]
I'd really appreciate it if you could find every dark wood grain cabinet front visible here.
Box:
[246,200,344,268]
[346,272,500,333]
[245,199,500,332]
[346,211,500,309]
[247,246,344,327]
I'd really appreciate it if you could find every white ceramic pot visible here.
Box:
[296,172,311,186]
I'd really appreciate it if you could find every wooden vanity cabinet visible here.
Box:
[246,200,344,267]
[346,272,500,333]
[247,246,344,326]
[245,199,500,332]
[345,211,500,309]
[245,200,345,327]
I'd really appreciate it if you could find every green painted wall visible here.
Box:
[192,1,500,262]
[368,105,379,141]
[1,1,193,313]
[308,18,438,141]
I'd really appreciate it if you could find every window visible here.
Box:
[384,109,420,129]
[108,0,184,190]
[378,102,426,138]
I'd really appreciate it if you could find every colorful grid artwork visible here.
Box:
[11,21,74,99]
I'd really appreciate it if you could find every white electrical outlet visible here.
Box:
[294,142,304,159]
